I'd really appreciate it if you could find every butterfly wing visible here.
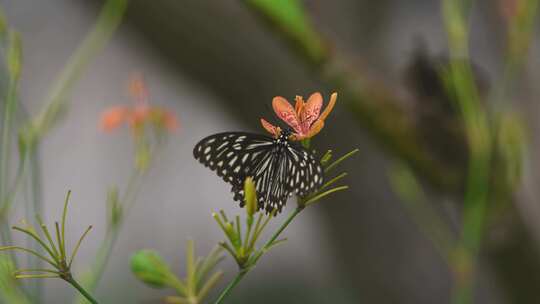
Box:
[249,143,292,212]
[285,144,324,197]
[194,132,324,212]
[193,132,274,202]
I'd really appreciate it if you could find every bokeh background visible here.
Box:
[0,0,539,303]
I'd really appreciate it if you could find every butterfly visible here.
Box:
[193,129,324,213]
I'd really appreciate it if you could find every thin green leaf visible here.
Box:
[14,269,61,275]
[54,222,65,261]
[218,242,241,266]
[168,275,188,297]
[197,270,223,301]
[324,149,359,172]
[304,186,349,206]
[35,215,60,258]
[250,211,275,250]
[15,274,59,279]
[185,240,196,294]
[195,247,224,288]
[235,216,242,247]
[12,226,58,262]
[267,238,287,251]
[319,172,348,191]
[219,210,229,223]
[61,190,71,256]
[0,246,58,268]
[320,149,333,165]
[212,213,227,235]
[247,213,264,251]
[68,225,93,268]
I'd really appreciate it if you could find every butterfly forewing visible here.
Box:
[193,131,324,212]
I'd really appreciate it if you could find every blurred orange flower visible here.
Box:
[100,75,179,134]
[260,92,337,140]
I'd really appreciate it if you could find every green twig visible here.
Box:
[213,270,247,304]
[213,207,303,304]
[66,277,99,304]
[31,0,128,138]
[442,1,492,303]
[324,149,359,173]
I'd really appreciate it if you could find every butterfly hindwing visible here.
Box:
[285,146,324,197]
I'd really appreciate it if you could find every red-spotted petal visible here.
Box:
[294,95,304,116]
[300,92,323,133]
[272,96,301,133]
[260,118,280,137]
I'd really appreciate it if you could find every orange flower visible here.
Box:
[100,75,179,134]
[260,92,337,140]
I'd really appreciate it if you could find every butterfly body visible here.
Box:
[193,131,323,212]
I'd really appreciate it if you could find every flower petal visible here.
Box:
[300,92,323,133]
[318,92,337,122]
[305,119,325,139]
[100,106,129,132]
[162,111,180,132]
[260,118,280,137]
[129,105,151,128]
[272,96,301,133]
[294,95,304,116]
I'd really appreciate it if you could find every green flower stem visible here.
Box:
[0,69,19,206]
[75,163,149,303]
[250,207,302,265]
[442,1,492,303]
[31,0,127,137]
[214,207,303,304]
[75,219,119,303]
[0,153,28,249]
[0,34,22,271]
[66,276,99,304]
[213,270,247,304]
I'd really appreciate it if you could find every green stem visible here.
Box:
[0,53,20,275]
[75,227,118,303]
[213,270,247,304]
[0,76,18,205]
[0,151,29,270]
[74,168,146,303]
[66,277,99,304]
[32,0,128,137]
[251,207,302,265]
[213,207,303,304]
[442,2,492,303]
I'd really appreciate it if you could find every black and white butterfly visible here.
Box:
[193,130,324,212]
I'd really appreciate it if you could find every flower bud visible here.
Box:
[131,250,172,289]
[321,150,333,166]
[244,177,257,219]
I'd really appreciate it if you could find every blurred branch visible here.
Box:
[442,1,492,302]
[24,0,128,143]
[388,163,456,264]
[74,165,147,304]
[243,0,326,64]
